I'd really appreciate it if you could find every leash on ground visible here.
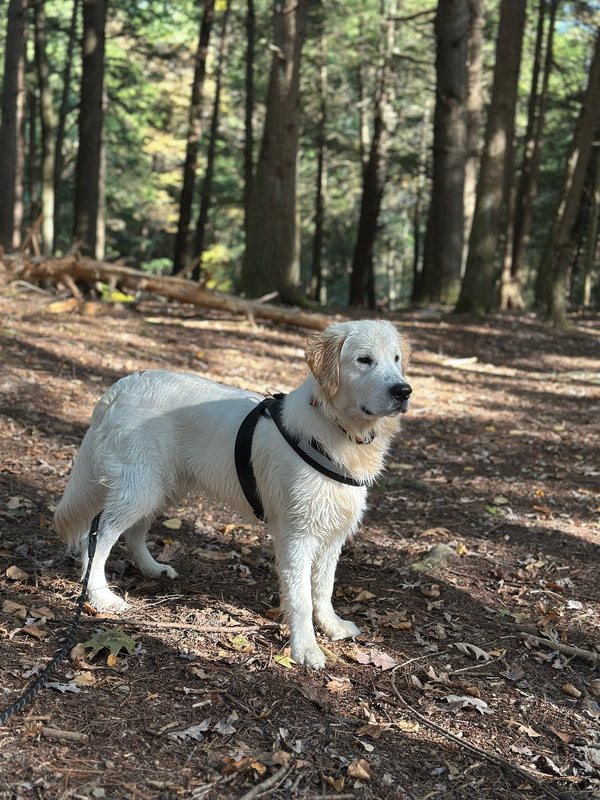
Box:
[0,512,102,726]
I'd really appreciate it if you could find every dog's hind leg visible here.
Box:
[124,519,178,580]
[311,537,360,642]
[80,507,133,611]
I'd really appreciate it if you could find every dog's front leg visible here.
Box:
[311,536,361,642]
[274,532,325,669]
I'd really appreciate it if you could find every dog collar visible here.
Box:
[310,396,376,445]
[235,395,367,521]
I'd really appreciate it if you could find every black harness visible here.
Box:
[234,394,368,522]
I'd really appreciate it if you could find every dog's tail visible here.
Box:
[53,382,121,553]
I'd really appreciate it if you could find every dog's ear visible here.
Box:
[397,331,411,376]
[305,329,345,398]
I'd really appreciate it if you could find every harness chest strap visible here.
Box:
[234,395,368,522]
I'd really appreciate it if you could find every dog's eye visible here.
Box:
[395,354,400,363]
[357,356,374,366]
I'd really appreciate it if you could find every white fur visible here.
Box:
[53,320,411,668]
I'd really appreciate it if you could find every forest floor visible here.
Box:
[0,282,599,800]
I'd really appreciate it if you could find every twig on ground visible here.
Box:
[130,619,278,633]
[237,763,293,800]
[389,669,563,800]
[41,726,88,743]
[516,629,598,664]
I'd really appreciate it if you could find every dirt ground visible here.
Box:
[0,282,599,800]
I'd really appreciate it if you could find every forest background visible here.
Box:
[0,0,599,327]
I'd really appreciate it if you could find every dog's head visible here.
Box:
[305,320,412,423]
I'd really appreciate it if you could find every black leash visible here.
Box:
[0,511,102,726]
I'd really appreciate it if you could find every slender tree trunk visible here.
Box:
[582,146,600,307]
[28,90,39,228]
[33,0,55,255]
[240,0,308,302]
[455,0,526,314]
[243,0,255,243]
[411,103,431,301]
[541,34,600,326]
[0,0,28,252]
[54,0,78,252]
[418,0,469,305]
[172,0,215,275]
[192,0,232,280]
[73,0,107,257]
[462,0,484,275]
[349,0,397,308]
[501,0,558,310]
[309,32,328,303]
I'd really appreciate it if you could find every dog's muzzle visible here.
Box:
[390,381,412,413]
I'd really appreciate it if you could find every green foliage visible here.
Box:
[2,0,598,308]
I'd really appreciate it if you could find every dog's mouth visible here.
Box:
[360,400,410,417]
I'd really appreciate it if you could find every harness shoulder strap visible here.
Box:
[234,398,273,521]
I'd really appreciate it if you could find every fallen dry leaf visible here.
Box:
[347,758,372,781]
[326,675,353,694]
[6,565,29,581]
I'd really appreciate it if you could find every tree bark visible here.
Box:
[243,0,255,242]
[240,0,308,302]
[309,31,328,303]
[455,0,526,315]
[0,0,28,253]
[349,0,397,308]
[582,146,600,307]
[541,33,600,326]
[410,104,431,302]
[462,0,484,274]
[500,0,558,310]
[33,0,56,256]
[53,0,79,253]
[418,0,469,305]
[192,0,232,280]
[73,0,107,258]
[172,0,215,275]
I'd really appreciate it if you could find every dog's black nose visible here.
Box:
[390,382,412,402]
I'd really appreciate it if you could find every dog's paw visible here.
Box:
[323,617,360,642]
[319,616,361,641]
[141,562,179,580]
[292,643,326,670]
[88,587,130,613]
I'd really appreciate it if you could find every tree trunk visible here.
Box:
[33,0,56,256]
[0,0,28,252]
[410,104,431,301]
[240,0,308,302]
[541,34,600,327]
[349,0,397,308]
[418,0,469,305]
[309,31,328,303]
[243,0,255,242]
[172,0,215,275]
[582,146,600,307]
[462,0,484,274]
[54,0,79,252]
[455,0,526,315]
[192,0,232,280]
[73,0,107,258]
[501,0,558,310]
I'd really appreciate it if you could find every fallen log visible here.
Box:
[13,255,332,331]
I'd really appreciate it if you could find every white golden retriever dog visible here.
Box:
[54,320,411,668]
